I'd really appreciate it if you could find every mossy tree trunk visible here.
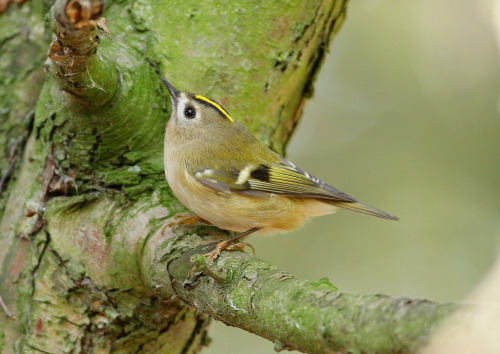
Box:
[0,1,454,353]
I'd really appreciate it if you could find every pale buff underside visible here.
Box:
[166,163,338,235]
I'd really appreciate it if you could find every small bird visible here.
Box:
[161,77,398,260]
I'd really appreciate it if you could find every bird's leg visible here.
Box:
[162,214,211,235]
[205,227,261,261]
[169,214,210,227]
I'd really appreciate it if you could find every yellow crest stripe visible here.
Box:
[194,95,234,123]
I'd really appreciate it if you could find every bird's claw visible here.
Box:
[204,241,255,261]
[162,214,210,235]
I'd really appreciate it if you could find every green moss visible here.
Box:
[110,0,345,154]
[20,247,203,353]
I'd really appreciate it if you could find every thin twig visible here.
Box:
[0,293,16,320]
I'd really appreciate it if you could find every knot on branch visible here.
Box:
[65,0,103,29]
[49,0,104,60]
[46,0,118,106]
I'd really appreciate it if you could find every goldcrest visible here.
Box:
[162,77,397,249]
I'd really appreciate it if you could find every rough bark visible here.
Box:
[144,228,456,353]
[0,0,455,353]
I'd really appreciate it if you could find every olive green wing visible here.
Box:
[237,158,357,202]
[188,156,398,220]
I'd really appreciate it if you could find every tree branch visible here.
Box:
[142,226,457,353]
[38,193,457,353]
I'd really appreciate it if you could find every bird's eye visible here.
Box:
[184,106,196,119]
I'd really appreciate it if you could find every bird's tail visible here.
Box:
[334,201,399,220]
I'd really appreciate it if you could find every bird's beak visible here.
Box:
[161,77,180,106]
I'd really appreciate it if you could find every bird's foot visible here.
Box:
[162,214,210,235]
[204,240,255,261]
[168,214,210,227]
[188,228,261,278]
